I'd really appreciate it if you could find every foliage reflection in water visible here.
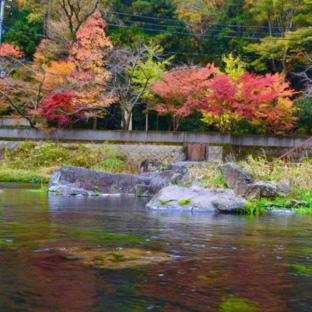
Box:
[0,184,312,311]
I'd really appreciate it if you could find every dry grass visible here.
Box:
[189,157,312,197]
[240,156,312,196]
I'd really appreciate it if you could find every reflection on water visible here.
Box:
[0,184,312,311]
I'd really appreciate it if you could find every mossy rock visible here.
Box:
[179,198,192,206]
[289,264,312,275]
[62,247,172,270]
[218,297,259,312]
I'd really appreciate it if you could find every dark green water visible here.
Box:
[0,184,312,312]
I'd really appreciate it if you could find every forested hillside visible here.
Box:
[1,0,312,134]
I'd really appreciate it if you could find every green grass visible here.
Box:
[253,190,312,215]
[0,167,52,184]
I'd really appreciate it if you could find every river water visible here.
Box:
[0,184,312,312]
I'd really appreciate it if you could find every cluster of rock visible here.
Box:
[220,163,290,199]
[48,161,290,214]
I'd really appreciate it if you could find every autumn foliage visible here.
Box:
[153,63,297,134]
[70,11,113,73]
[152,64,218,130]
[33,90,82,127]
[0,43,24,58]
[197,72,297,134]
[0,12,298,135]
[0,11,114,129]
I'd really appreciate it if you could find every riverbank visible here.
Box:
[188,157,312,214]
[1,142,311,214]
[0,141,138,184]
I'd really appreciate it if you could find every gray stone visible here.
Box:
[49,185,98,196]
[220,163,290,199]
[244,180,290,199]
[244,181,280,199]
[276,179,291,196]
[211,195,247,213]
[146,185,247,213]
[49,166,184,197]
[206,145,224,161]
[140,159,163,173]
[168,161,204,171]
[290,199,308,208]
[220,163,255,196]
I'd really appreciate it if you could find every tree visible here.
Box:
[32,90,83,127]
[68,10,114,127]
[246,28,312,74]
[0,43,41,127]
[152,64,218,130]
[130,45,172,130]
[174,0,225,34]
[0,43,24,58]
[17,0,100,44]
[3,9,42,57]
[222,53,246,79]
[0,12,115,128]
[244,0,312,74]
[49,0,100,42]
[293,56,312,134]
[107,44,171,130]
[199,73,241,132]
[197,71,297,134]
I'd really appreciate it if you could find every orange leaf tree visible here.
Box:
[0,11,115,129]
[197,71,297,134]
[152,64,218,130]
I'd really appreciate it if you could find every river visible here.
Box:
[0,184,311,311]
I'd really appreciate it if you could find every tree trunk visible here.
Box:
[145,110,149,132]
[172,116,180,131]
[92,117,97,130]
[123,110,133,131]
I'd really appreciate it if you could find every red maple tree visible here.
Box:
[196,71,297,134]
[32,90,82,127]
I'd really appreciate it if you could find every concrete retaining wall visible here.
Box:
[0,128,309,148]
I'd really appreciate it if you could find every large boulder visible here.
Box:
[244,180,290,199]
[220,163,290,199]
[49,166,183,197]
[146,185,247,213]
[220,163,255,196]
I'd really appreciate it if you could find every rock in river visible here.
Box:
[146,185,247,213]
[62,247,173,270]
[49,166,183,197]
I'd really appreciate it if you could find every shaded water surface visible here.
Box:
[0,184,312,311]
